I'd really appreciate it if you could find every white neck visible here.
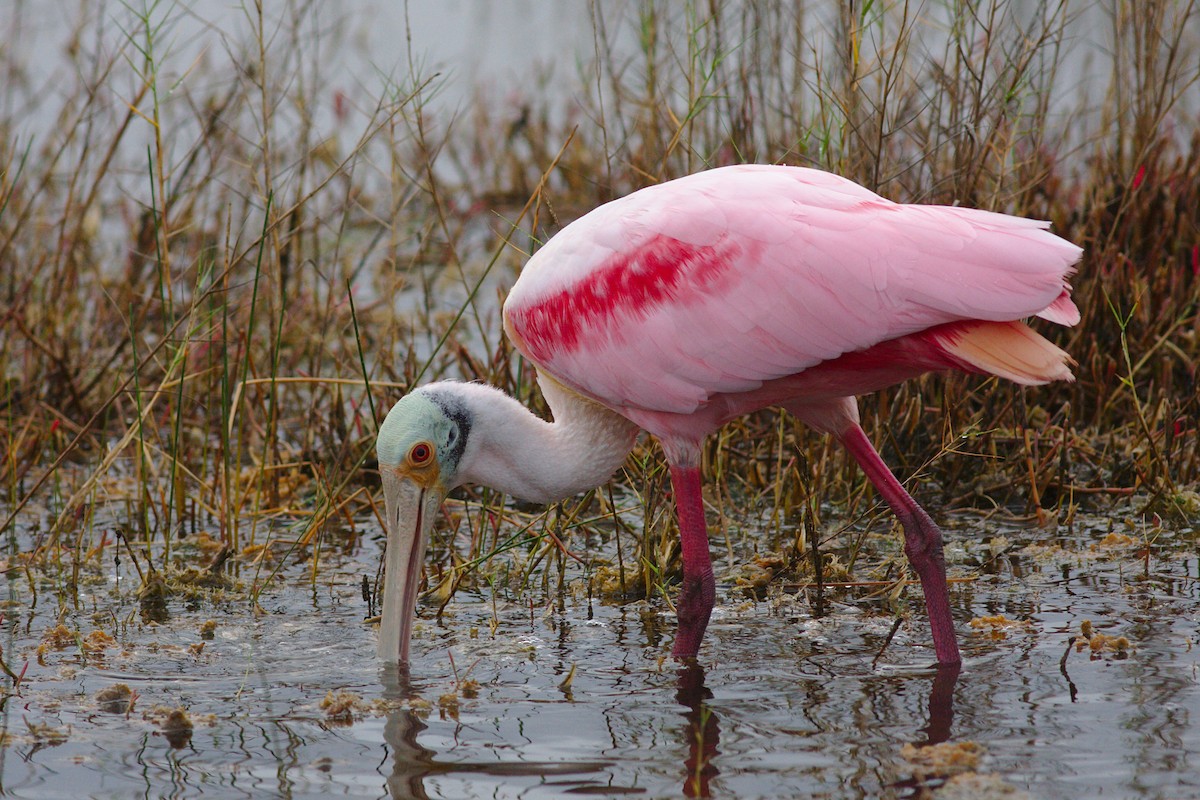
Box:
[453,376,640,504]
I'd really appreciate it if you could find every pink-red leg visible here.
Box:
[669,464,716,659]
[838,424,962,665]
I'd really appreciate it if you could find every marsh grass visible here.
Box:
[0,0,1198,672]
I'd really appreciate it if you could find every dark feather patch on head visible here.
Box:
[421,387,471,467]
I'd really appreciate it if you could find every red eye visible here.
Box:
[409,443,433,465]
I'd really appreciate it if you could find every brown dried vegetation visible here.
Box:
[0,2,1196,626]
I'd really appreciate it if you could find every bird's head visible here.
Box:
[375,386,471,662]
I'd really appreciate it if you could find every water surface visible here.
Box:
[2,515,1197,799]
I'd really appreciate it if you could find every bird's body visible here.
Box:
[377,165,1081,666]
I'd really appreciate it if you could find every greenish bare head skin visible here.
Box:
[377,387,472,488]
[375,385,472,662]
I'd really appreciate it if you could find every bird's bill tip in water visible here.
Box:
[377,466,444,663]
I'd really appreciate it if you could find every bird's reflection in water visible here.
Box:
[380,663,434,800]
[674,661,961,798]
[921,663,961,746]
[379,658,960,799]
[676,662,719,798]
[378,663,616,800]
[884,661,964,796]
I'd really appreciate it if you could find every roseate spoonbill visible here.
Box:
[376,164,1081,666]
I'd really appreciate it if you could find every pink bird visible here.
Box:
[376,164,1081,666]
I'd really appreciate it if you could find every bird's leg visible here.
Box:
[669,464,716,659]
[837,424,962,665]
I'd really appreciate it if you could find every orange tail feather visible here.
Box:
[934,320,1074,385]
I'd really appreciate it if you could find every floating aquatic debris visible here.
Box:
[1074,620,1133,657]
[1091,533,1139,550]
[26,719,70,746]
[321,690,367,723]
[82,630,116,655]
[935,772,1033,800]
[94,684,134,714]
[157,707,194,749]
[901,740,984,778]
[438,692,460,719]
[40,624,76,651]
[968,615,1034,640]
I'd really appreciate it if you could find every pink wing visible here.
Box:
[503,165,1081,415]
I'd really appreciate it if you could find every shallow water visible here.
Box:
[1,514,1198,799]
